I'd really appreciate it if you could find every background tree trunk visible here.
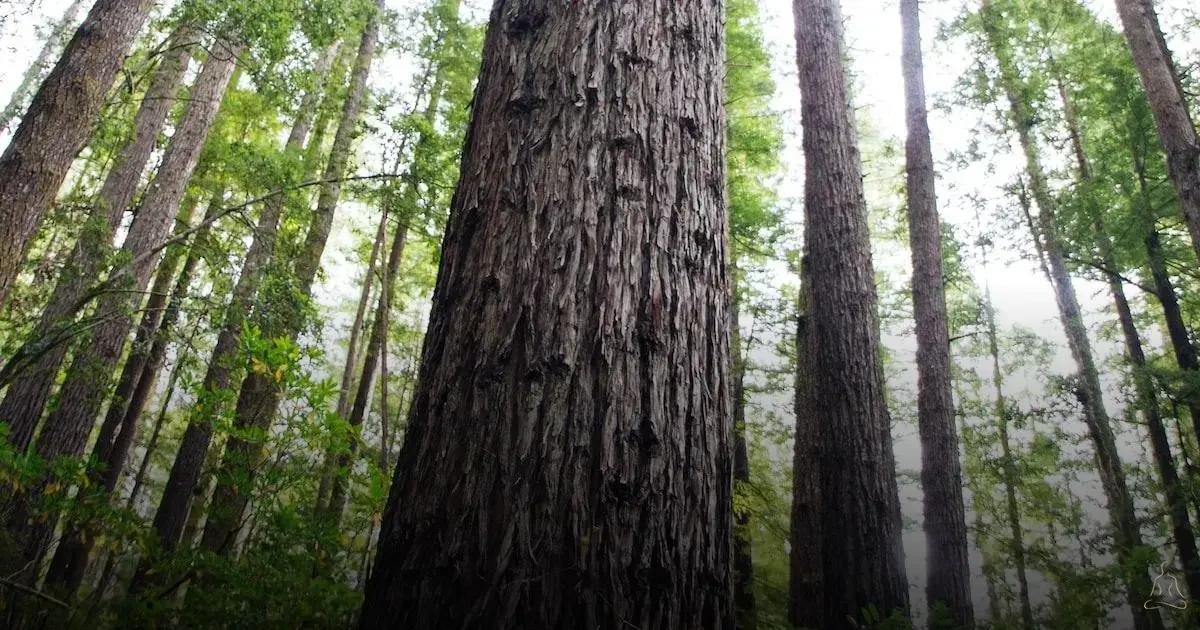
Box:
[359,0,733,627]
[900,1,973,626]
[0,23,197,451]
[0,0,158,307]
[1114,0,1200,264]
[981,6,1161,626]
[153,21,375,559]
[789,0,910,627]
[0,39,240,586]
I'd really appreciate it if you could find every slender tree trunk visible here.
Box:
[983,288,1035,630]
[1129,139,1200,443]
[730,268,756,629]
[360,0,733,626]
[788,281,823,630]
[321,56,446,528]
[0,38,239,586]
[1114,0,1200,264]
[0,0,158,308]
[323,222,407,528]
[175,18,379,557]
[0,0,90,135]
[899,1,973,626]
[980,7,1161,627]
[788,1,909,627]
[1060,80,1200,602]
[338,212,386,419]
[317,187,385,515]
[0,23,197,450]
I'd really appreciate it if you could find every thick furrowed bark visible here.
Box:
[360,0,733,627]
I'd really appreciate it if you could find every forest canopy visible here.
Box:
[0,0,1199,628]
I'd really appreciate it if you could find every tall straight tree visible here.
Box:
[359,0,734,627]
[0,23,198,451]
[788,0,909,627]
[0,36,240,586]
[1057,79,1200,602]
[0,0,90,134]
[0,0,157,308]
[1113,0,1200,266]
[150,11,378,558]
[899,0,973,627]
[978,4,1161,627]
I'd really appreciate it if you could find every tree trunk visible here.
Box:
[157,18,374,554]
[980,6,1161,627]
[359,0,733,627]
[1129,139,1200,443]
[0,38,239,586]
[788,281,823,630]
[730,269,755,629]
[0,0,90,135]
[0,23,197,451]
[788,1,910,627]
[0,0,158,308]
[900,1,973,626]
[1114,0,1200,265]
[985,288,1035,630]
[322,222,407,529]
[321,55,446,529]
[1060,79,1200,602]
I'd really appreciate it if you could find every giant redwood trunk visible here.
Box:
[0,23,196,450]
[151,24,374,558]
[980,6,1161,627]
[788,1,909,627]
[358,1,733,627]
[899,1,972,626]
[1114,0,1200,266]
[0,0,157,308]
[0,40,239,585]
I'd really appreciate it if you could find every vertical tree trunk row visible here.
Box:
[981,6,1161,627]
[0,0,158,307]
[164,15,379,557]
[0,23,197,450]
